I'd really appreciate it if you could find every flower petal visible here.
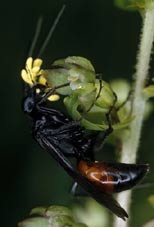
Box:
[48,94,60,101]
[21,69,33,85]
[32,66,41,74]
[26,57,33,70]
[39,76,47,85]
[33,58,43,67]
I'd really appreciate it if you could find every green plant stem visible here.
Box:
[113,7,154,227]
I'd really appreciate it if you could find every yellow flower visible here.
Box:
[47,94,60,101]
[21,57,44,85]
[21,57,60,102]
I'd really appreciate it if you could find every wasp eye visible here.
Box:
[22,97,35,113]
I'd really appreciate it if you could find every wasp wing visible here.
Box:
[36,134,128,220]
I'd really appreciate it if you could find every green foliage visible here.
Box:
[72,199,109,227]
[143,85,154,99]
[148,194,154,208]
[18,206,88,227]
[18,217,48,227]
[114,0,154,11]
[43,56,134,131]
[114,0,145,11]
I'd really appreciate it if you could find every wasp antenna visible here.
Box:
[28,16,43,57]
[37,4,66,57]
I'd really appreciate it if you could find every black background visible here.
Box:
[0,0,154,226]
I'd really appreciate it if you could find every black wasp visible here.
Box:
[21,5,149,221]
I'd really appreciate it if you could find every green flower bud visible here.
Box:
[95,80,116,109]
[18,206,88,227]
[65,56,95,72]
[143,85,154,99]
[43,69,71,95]
[18,217,48,227]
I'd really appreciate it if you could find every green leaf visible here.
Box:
[115,0,154,11]
[114,0,146,11]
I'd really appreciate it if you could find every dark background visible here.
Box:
[0,0,154,227]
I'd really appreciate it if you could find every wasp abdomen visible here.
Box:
[78,160,149,193]
[112,163,149,192]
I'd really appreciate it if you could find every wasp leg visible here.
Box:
[52,122,91,159]
[38,82,70,105]
[86,78,103,113]
[70,182,78,195]
[93,90,117,152]
[78,79,103,123]
[70,182,89,197]
[116,89,133,112]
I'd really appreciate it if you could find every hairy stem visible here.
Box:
[113,7,154,227]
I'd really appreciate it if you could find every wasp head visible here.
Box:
[22,84,47,114]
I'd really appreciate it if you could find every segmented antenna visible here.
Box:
[28,4,66,58]
[28,17,43,57]
[38,4,66,57]
[24,5,66,96]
